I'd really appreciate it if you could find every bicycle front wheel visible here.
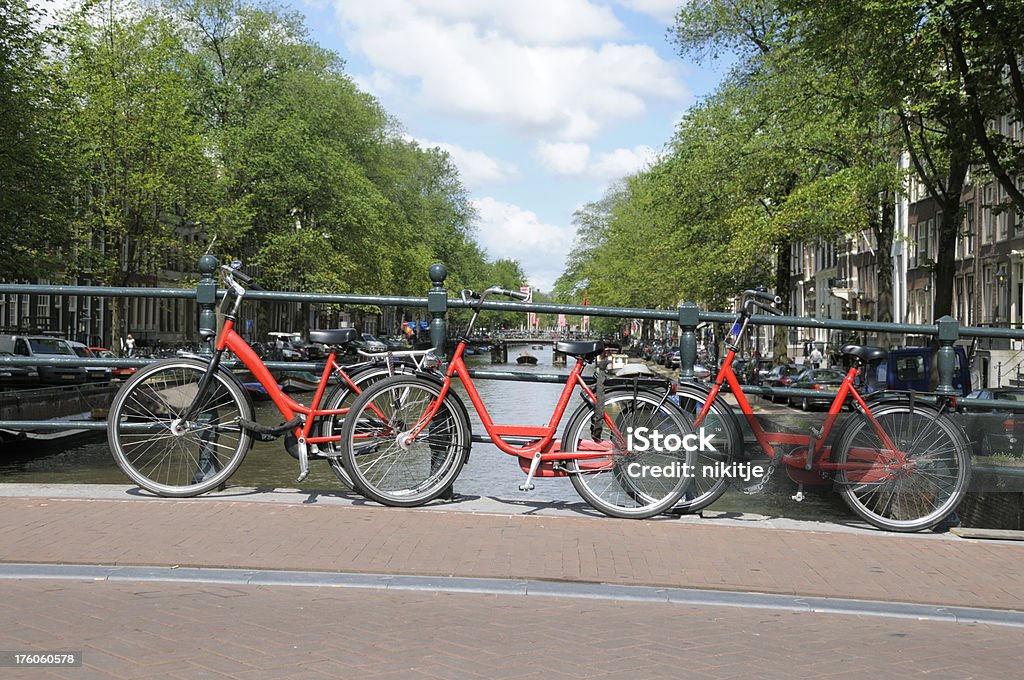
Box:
[562,390,695,519]
[832,402,971,532]
[340,374,470,507]
[107,358,253,497]
[671,384,743,513]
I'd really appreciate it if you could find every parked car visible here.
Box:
[0,351,39,389]
[90,347,136,380]
[0,334,87,385]
[761,364,803,403]
[863,346,970,397]
[67,341,112,384]
[353,333,387,354]
[267,332,308,361]
[788,368,846,411]
[961,388,1024,457]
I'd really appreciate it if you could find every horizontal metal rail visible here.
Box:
[5,257,1024,439]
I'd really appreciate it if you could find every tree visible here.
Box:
[0,0,73,279]
[61,0,220,343]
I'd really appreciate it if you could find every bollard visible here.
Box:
[678,302,699,382]
[197,255,219,355]
[935,315,959,394]
[428,263,448,357]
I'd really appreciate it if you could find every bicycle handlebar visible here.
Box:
[460,286,530,303]
[743,287,781,306]
[221,262,264,291]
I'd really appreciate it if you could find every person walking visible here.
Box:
[125,334,135,358]
[809,346,823,369]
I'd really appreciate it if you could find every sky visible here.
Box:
[35,0,729,292]
[290,0,732,292]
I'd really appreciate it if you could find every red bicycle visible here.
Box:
[106,261,426,496]
[339,286,697,519]
[671,288,971,532]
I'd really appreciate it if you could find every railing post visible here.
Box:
[428,263,448,356]
[935,315,960,394]
[197,255,219,355]
[678,302,699,382]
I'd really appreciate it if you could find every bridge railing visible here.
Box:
[4,259,1024,436]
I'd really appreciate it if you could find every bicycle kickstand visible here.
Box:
[520,452,543,491]
[296,438,310,483]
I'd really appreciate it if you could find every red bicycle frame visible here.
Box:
[696,346,906,474]
[215,317,352,447]
[405,339,619,477]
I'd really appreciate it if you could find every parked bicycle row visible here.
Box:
[103,261,975,532]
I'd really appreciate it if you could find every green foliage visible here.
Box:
[0,0,507,314]
[0,0,74,278]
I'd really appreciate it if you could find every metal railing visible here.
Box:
[5,258,1024,435]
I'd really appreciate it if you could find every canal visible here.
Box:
[0,347,849,520]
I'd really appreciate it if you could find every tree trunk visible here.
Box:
[873,192,896,348]
[773,236,792,363]
[933,149,971,320]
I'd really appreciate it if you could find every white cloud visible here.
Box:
[534,142,591,176]
[411,137,518,189]
[472,197,577,291]
[328,0,686,141]
[618,0,683,25]
[534,142,658,181]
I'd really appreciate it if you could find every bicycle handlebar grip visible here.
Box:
[744,288,782,306]
[754,300,785,316]
[499,288,530,301]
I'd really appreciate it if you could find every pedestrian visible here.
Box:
[809,345,823,369]
[125,334,136,358]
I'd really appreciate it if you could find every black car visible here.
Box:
[961,388,1024,457]
[788,368,845,411]
[0,351,40,389]
[761,364,803,403]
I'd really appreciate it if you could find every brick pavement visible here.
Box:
[2,579,1022,679]
[1,494,1023,610]
[1,489,1023,678]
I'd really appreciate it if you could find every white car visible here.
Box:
[360,333,387,353]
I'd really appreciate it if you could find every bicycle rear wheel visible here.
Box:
[321,363,417,488]
[107,358,253,497]
[340,374,470,506]
[832,402,971,532]
[561,390,694,519]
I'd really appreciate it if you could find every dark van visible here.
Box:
[868,347,970,397]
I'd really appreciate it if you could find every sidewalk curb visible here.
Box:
[3,563,1022,628]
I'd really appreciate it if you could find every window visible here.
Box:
[964,203,975,256]
[984,265,995,322]
[966,275,975,326]
[984,184,997,243]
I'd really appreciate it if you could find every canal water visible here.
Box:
[0,345,849,520]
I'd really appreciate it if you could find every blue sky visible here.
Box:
[289,1,732,292]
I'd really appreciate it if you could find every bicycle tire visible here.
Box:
[670,383,743,513]
[339,374,470,506]
[561,390,694,519]
[320,362,418,488]
[831,402,971,532]
[107,358,253,497]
